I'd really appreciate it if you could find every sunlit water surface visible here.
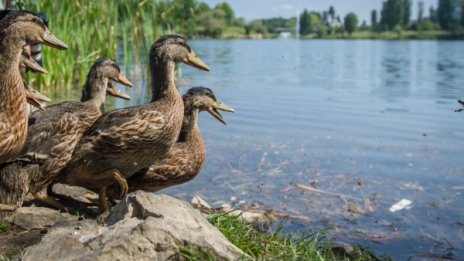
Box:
[61,39,464,260]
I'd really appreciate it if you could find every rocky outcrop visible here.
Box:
[7,206,78,230]
[22,191,246,261]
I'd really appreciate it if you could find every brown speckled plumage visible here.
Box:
[109,87,234,195]
[0,58,131,217]
[56,35,210,212]
[0,10,67,165]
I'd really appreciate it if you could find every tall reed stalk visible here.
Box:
[21,0,161,97]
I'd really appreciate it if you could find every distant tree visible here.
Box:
[418,1,424,22]
[429,6,438,23]
[438,0,463,30]
[381,0,404,30]
[360,20,368,31]
[328,6,335,19]
[260,17,295,34]
[215,2,235,23]
[404,0,412,26]
[462,0,464,26]
[344,12,358,34]
[371,9,378,29]
[300,9,310,35]
[322,11,328,24]
[308,12,323,34]
[247,20,267,35]
[196,2,210,14]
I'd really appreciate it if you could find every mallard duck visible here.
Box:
[19,47,51,111]
[57,35,210,212]
[0,57,132,214]
[107,87,234,197]
[0,10,67,164]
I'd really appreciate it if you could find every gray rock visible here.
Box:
[8,206,78,230]
[23,192,246,261]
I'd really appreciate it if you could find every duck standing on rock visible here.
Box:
[57,35,210,212]
[0,10,67,165]
[0,57,132,216]
[108,87,234,197]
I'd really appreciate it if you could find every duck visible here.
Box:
[19,46,51,111]
[107,87,234,197]
[56,35,210,212]
[0,57,132,216]
[0,10,67,165]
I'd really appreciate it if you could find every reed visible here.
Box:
[21,0,160,97]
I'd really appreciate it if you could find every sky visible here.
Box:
[202,0,438,24]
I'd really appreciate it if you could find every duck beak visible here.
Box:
[26,88,51,111]
[22,56,48,74]
[115,73,133,87]
[106,82,131,100]
[207,101,234,125]
[184,51,209,71]
[42,29,68,50]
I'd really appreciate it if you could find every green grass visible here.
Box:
[21,0,161,97]
[0,221,11,233]
[180,212,389,261]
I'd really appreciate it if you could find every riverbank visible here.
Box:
[211,28,464,40]
[0,190,386,260]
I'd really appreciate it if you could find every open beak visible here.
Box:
[42,29,68,50]
[26,88,51,111]
[184,51,210,71]
[114,73,133,87]
[207,101,235,125]
[106,82,131,100]
[22,56,48,74]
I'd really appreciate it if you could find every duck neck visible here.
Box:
[80,74,108,109]
[178,109,201,143]
[0,32,26,106]
[150,58,178,102]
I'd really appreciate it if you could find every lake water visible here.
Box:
[98,39,464,260]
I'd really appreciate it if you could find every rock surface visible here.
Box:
[22,191,246,261]
[7,206,78,230]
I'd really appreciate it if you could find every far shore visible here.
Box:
[196,30,464,41]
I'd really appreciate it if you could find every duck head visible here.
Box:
[183,87,234,125]
[81,57,133,102]
[0,10,67,49]
[150,35,209,71]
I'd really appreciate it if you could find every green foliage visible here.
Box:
[0,221,11,233]
[344,13,358,34]
[246,20,267,35]
[22,0,158,95]
[300,9,310,35]
[214,2,234,23]
[260,17,295,34]
[404,0,412,26]
[371,9,378,29]
[437,0,463,30]
[418,1,425,22]
[300,11,324,35]
[381,0,405,30]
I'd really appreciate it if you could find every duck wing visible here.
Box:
[80,105,166,158]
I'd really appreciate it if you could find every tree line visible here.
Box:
[299,0,464,37]
[144,0,464,38]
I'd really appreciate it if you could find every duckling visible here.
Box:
[0,10,67,165]
[57,35,209,212]
[108,87,234,197]
[0,57,132,215]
